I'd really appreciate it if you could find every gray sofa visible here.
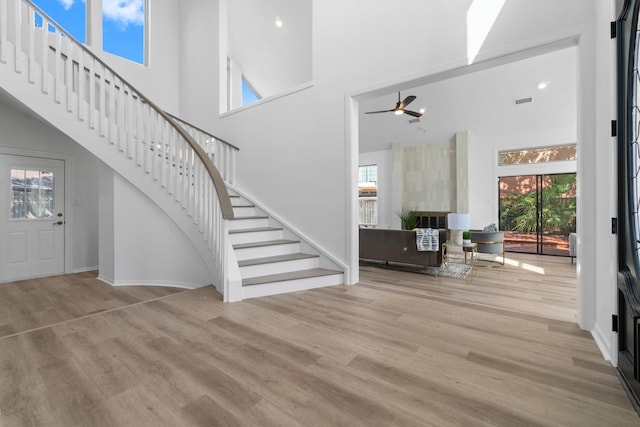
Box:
[359,228,446,267]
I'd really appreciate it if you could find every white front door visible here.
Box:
[0,155,65,282]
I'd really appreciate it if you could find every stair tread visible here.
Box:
[229,227,283,235]
[232,204,255,208]
[238,253,319,267]
[242,268,343,287]
[233,239,300,250]
[231,215,268,220]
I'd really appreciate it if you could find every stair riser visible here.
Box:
[242,274,344,299]
[240,258,320,279]
[229,230,282,245]
[229,218,269,231]
[233,243,300,261]
[232,206,257,216]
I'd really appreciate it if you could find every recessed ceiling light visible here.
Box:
[537,82,548,90]
[419,108,426,114]
[275,17,284,28]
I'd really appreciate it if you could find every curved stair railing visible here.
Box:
[168,114,239,186]
[0,0,239,297]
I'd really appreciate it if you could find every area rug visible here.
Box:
[360,260,472,279]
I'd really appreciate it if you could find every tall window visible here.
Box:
[102,0,145,64]
[32,0,86,43]
[359,165,377,226]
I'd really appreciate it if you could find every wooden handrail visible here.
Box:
[167,113,240,152]
[23,0,234,220]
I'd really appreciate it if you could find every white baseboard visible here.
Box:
[72,266,99,273]
[591,323,613,365]
[109,279,209,290]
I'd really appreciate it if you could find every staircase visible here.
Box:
[228,190,343,300]
[0,0,344,301]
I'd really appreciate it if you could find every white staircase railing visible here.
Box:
[0,0,239,298]
[169,115,239,186]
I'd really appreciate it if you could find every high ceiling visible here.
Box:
[359,46,577,153]
[227,0,312,99]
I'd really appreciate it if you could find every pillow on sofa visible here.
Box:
[483,223,498,232]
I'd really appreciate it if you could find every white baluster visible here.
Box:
[108,74,116,144]
[40,15,49,93]
[27,4,34,83]
[65,36,72,112]
[126,90,133,159]
[144,103,152,173]
[54,30,62,103]
[87,58,99,129]
[13,0,20,73]
[117,80,125,151]
[97,67,105,135]
[77,49,84,121]
[0,0,7,64]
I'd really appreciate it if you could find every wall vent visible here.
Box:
[514,97,533,105]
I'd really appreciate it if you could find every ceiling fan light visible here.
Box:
[394,110,404,116]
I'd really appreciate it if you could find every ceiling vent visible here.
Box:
[514,97,533,105]
[408,118,421,124]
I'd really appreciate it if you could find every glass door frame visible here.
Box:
[498,172,576,257]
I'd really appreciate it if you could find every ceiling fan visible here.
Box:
[364,92,423,118]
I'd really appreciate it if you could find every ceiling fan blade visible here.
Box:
[365,109,395,114]
[399,95,416,109]
[403,110,423,118]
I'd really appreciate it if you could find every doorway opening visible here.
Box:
[498,173,576,256]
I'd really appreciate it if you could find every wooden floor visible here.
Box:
[0,255,637,426]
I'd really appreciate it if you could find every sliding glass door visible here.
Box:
[499,173,576,256]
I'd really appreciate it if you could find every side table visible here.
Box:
[442,242,477,269]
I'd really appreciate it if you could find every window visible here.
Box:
[498,145,577,166]
[10,169,54,219]
[102,0,145,64]
[223,0,312,113]
[32,0,86,43]
[359,165,377,225]
[242,78,260,106]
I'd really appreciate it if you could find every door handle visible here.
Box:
[53,220,64,225]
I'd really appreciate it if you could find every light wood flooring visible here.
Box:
[0,255,637,426]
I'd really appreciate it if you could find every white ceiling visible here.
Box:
[359,46,577,153]
[227,0,312,98]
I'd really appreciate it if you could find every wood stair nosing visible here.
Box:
[229,227,283,235]
[232,239,300,250]
[230,215,269,221]
[238,252,319,267]
[242,268,343,287]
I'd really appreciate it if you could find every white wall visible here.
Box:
[591,0,618,363]
[99,170,213,289]
[0,100,100,272]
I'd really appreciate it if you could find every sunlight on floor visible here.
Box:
[502,257,546,275]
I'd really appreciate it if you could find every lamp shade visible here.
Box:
[447,213,470,230]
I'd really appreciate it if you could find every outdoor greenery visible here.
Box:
[500,174,576,235]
